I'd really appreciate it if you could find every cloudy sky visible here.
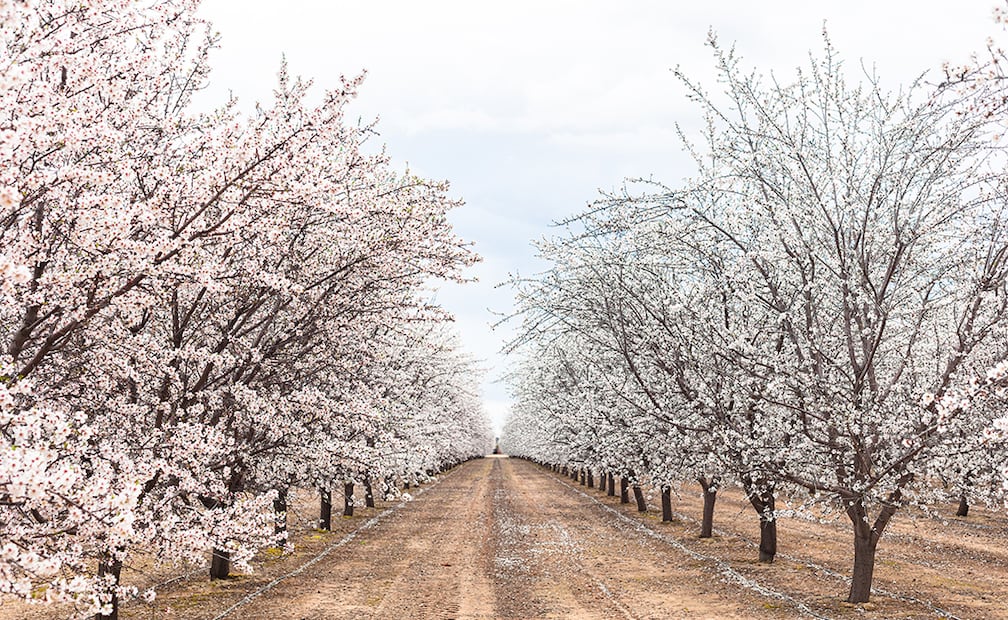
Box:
[195,0,999,433]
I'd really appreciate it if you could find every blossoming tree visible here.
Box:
[1,1,488,618]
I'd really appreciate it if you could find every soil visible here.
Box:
[4,456,1008,619]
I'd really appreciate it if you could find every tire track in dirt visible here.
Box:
[371,461,495,619]
[497,458,784,619]
[490,456,619,619]
[223,459,497,619]
[224,457,789,619]
[212,472,454,620]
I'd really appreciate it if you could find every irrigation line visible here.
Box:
[212,469,457,620]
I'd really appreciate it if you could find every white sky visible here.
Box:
[195,0,999,434]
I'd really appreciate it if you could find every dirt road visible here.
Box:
[8,456,1008,619]
[190,456,766,619]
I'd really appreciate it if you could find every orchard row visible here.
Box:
[501,29,1008,606]
[0,1,492,619]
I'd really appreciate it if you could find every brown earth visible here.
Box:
[5,456,1008,619]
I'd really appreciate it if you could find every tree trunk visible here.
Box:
[343,481,354,517]
[274,488,288,548]
[633,485,647,512]
[699,479,717,538]
[606,472,616,496]
[845,496,896,604]
[587,470,595,488]
[580,469,586,485]
[848,531,879,603]
[758,515,778,563]
[96,552,123,620]
[660,485,673,522]
[956,471,972,517]
[364,478,375,508]
[743,478,776,563]
[620,477,630,504]
[209,549,230,580]
[319,486,332,531]
[956,494,969,517]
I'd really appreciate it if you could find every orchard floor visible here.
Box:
[6,456,1008,619]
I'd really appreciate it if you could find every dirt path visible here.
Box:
[488,457,783,619]
[8,456,1007,618]
[193,456,773,619]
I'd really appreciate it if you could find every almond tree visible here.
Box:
[506,225,731,529]
[505,192,788,556]
[0,1,485,617]
[672,35,1008,602]
[1,0,233,610]
[503,29,1008,605]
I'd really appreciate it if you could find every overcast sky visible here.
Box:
[195,0,999,434]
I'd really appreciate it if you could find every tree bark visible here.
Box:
[208,468,243,580]
[848,530,879,603]
[956,494,969,517]
[699,478,717,538]
[580,469,586,485]
[660,485,673,522]
[743,478,777,563]
[364,478,375,508]
[758,515,778,563]
[633,485,647,512]
[96,551,123,620]
[209,549,230,580]
[274,487,288,548]
[587,470,595,488]
[319,486,332,531]
[620,477,630,503]
[606,472,616,496]
[343,481,354,517]
[845,496,896,603]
